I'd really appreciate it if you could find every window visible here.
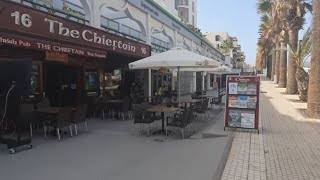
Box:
[217,44,220,48]
[192,1,195,12]
[210,74,214,87]
[215,35,220,41]
[31,64,40,95]
[192,15,195,26]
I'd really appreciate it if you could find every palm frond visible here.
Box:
[257,0,272,14]
[288,27,312,67]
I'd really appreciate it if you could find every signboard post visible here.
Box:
[224,76,260,134]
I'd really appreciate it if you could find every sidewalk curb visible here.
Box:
[212,112,235,180]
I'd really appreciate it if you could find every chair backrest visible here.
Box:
[187,105,195,123]
[132,104,144,123]
[121,96,131,112]
[73,104,88,123]
[180,107,190,124]
[37,97,50,109]
[218,95,222,103]
[57,107,73,128]
[18,103,35,123]
[201,99,210,112]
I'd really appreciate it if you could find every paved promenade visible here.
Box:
[221,76,320,180]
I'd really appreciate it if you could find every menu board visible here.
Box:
[224,76,260,132]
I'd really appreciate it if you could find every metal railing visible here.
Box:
[21,0,89,24]
[100,16,145,42]
[151,36,172,49]
[101,16,120,31]
[101,25,145,43]
[122,24,144,40]
[151,44,170,53]
[177,0,189,6]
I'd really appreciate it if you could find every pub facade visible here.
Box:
[0,0,151,106]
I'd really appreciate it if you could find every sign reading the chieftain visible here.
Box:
[0,0,151,58]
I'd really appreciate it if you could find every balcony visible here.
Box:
[101,16,145,43]
[151,37,172,53]
[21,0,89,25]
[177,0,189,9]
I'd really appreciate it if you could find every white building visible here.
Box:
[10,0,221,94]
[204,32,246,69]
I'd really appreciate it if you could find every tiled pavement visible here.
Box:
[221,76,320,180]
[0,100,230,180]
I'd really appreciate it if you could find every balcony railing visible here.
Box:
[177,0,189,6]
[151,44,169,53]
[122,24,144,40]
[21,0,89,24]
[151,37,172,49]
[101,16,120,31]
[101,16,145,43]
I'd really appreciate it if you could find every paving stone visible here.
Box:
[221,76,320,180]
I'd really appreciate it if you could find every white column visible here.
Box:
[207,74,211,90]
[146,14,152,45]
[174,30,178,47]
[191,41,194,52]
[193,72,197,92]
[171,71,175,90]
[202,72,205,91]
[148,69,152,98]
[90,0,101,28]
[146,14,152,99]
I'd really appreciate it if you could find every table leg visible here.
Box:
[161,112,165,132]
[153,112,171,135]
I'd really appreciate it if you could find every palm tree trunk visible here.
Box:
[267,55,272,79]
[307,0,320,118]
[271,48,276,81]
[286,29,298,94]
[278,42,287,88]
[275,43,281,83]
[296,67,309,101]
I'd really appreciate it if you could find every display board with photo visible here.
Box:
[225,76,260,132]
[228,110,241,127]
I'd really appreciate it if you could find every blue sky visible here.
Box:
[198,0,312,65]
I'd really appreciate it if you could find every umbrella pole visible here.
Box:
[178,67,181,113]
[201,72,204,103]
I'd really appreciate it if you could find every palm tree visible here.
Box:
[278,30,288,87]
[275,42,281,83]
[289,28,311,101]
[219,39,234,55]
[257,0,283,81]
[307,0,320,118]
[277,0,312,94]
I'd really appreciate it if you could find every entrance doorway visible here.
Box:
[44,63,79,107]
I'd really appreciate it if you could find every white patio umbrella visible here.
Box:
[128,47,221,110]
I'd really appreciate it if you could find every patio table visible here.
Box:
[105,100,123,103]
[35,107,60,114]
[146,105,179,135]
[179,99,201,108]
